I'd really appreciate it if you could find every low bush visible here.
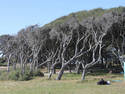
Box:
[0,62,7,66]
[0,69,44,81]
[8,70,20,80]
[31,69,44,77]
[0,71,9,80]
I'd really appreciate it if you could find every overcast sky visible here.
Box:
[0,0,125,35]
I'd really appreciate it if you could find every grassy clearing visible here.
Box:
[0,73,124,94]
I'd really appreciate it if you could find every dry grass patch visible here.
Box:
[0,73,124,94]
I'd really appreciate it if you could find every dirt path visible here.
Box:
[0,66,7,70]
[44,70,75,76]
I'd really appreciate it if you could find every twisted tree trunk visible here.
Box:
[81,68,86,80]
[76,62,81,74]
[48,63,57,79]
[56,65,65,80]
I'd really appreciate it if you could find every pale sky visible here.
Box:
[0,0,125,35]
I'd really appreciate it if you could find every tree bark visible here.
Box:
[81,68,86,80]
[56,65,65,80]
[30,62,33,72]
[76,62,80,74]
[48,61,58,79]
[35,60,38,71]
[7,54,11,72]
[53,68,56,74]
[7,58,10,72]
[48,66,54,79]
[68,63,72,73]
[13,63,16,70]
[47,62,51,73]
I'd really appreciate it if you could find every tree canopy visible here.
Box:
[0,7,125,80]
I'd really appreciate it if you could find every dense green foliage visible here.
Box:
[45,6,125,27]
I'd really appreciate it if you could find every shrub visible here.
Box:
[0,69,44,81]
[0,71,8,80]
[31,69,44,77]
[8,70,20,80]
[18,73,32,81]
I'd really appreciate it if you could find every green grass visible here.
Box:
[0,73,125,94]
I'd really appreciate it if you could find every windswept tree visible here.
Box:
[0,35,16,72]
[108,12,125,69]
[1,10,125,81]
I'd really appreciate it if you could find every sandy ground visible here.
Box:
[0,66,7,70]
